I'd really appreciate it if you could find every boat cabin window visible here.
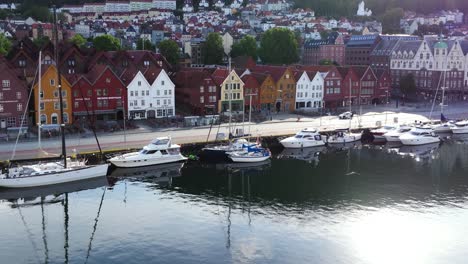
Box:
[146,150,158,154]
[410,131,421,136]
[151,139,170,145]
[303,135,312,138]
[160,150,168,155]
[384,126,395,130]
[139,149,148,154]
[294,135,303,138]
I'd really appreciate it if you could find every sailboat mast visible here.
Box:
[228,57,232,137]
[53,6,67,168]
[38,51,42,149]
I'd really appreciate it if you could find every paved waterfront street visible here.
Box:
[0,109,433,161]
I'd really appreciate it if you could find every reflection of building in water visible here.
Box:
[428,142,468,184]
[397,143,440,162]
[278,146,327,166]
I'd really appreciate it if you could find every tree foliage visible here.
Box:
[0,33,11,56]
[202,32,224,65]
[400,74,417,97]
[33,36,50,49]
[230,35,257,60]
[258,28,299,65]
[379,8,404,34]
[92,35,121,51]
[157,39,180,66]
[69,34,86,48]
[136,38,155,51]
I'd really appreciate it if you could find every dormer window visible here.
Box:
[68,59,76,66]
[122,60,128,67]
[44,55,52,65]
[18,59,26,67]
[143,60,150,66]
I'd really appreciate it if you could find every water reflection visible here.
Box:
[108,162,184,188]
[277,146,326,166]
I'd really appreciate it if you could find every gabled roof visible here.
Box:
[250,65,288,82]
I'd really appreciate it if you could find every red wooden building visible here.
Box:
[71,65,126,122]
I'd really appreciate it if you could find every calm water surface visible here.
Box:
[2,138,468,264]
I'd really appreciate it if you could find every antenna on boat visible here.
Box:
[53,5,67,168]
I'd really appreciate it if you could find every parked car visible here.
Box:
[339,111,354,119]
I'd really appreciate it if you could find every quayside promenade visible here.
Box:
[0,110,431,161]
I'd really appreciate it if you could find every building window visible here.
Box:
[2,80,10,88]
[157,90,160,96]
[138,81,141,86]
[0,92,2,100]
[63,113,69,123]
[103,89,108,96]
[106,78,111,83]
[200,86,204,93]
[131,91,134,96]
[63,101,68,109]
[0,104,3,112]
[144,60,150,66]
[157,100,160,106]
[74,101,79,108]
[18,60,26,67]
[40,114,47,124]
[141,100,145,106]
[87,90,92,96]
[7,117,16,127]
[200,96,204,103]
[40,102,45,110]
[50,79,55,86]
[161,80,165,86]
[146,90,149,96]
[54,102,60,109]
[17,103,23,112]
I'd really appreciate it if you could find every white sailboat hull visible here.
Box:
[0,164,109,188]
[327,134,362,144]
[110,153,187,168]
[229,155,271,163]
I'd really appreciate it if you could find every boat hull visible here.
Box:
[399,137,440,146]
[280,138,326,148]
[327,134,362,144]
[0,164,109,188]
[229,155,270,163]
[452,127,468,134]
[109,153,187,168]
[198,148,230,162]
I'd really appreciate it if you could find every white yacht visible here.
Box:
[327,130,362,144]
[280,128,326,148]
[432,121,455,133]
[370,125,398,140]
[383,125,412,142]
[451,120,468,134]
[399,126,440,146]
[109,137,187,168]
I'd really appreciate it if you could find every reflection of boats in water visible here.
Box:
[327,141,362,151]
[200,160,271,173]
[0,176,109,201]
[108,162,184,186]
[451,134,468,144]
[397,142,440,160]
[278,146,326,164]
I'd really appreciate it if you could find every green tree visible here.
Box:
[380,7,404,34]
[92,35,121,51]
[230,35,257,60]
[258,28,299,65]
[137,38,155,51]
[202,32,224,65]
[33,36,50,49]
[69,34,86,48]
[0,33,11,56]
[400,73,417,100]
[157,39,180,66]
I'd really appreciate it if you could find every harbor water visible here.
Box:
[1,137,468,264]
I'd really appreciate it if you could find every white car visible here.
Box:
[338,111,354,119]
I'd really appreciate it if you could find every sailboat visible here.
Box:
[431,46,454,133]
[0,8,108,188]
[199,58,256,162]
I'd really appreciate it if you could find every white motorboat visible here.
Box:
[0,160,109,188]
[432,121,455,133]
[451,120,468,134]
[383,125,412,142]
[228,147,271,163]
[199,138,257,162]
[109,137,187,168]
[327,130,362,144]
[370,125,398,140]
[399,126,440,146]
[280,128,326,148]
